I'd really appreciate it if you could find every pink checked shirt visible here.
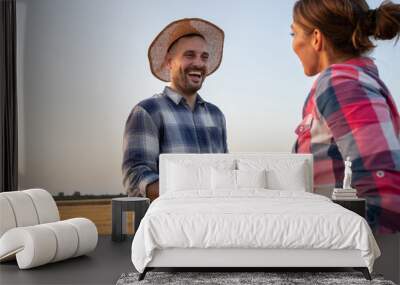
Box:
[294,57,400,234]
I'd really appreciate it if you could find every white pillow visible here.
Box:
[211,168,236,190]
[238,159,307,191]
[211,169,268,190]
[167,162,211,191]
[267,168,306,191]
[165,158,236,192]
[236,169,267,189]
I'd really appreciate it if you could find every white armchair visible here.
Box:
[0,189,98,269]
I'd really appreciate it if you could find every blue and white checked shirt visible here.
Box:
[122,87,228,196]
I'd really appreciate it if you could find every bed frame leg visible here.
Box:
[138,268,148,281]
[354,267,371,280]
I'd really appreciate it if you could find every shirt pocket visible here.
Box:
[295,114,313,139]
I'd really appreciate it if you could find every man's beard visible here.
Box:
[172,66,206,95]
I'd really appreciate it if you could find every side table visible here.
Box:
[332,198,366,218]
[112,197,150,241]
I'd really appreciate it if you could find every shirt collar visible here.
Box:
[334,56,379,77]
[163,86,206,106]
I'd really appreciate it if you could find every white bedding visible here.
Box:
[131,190,380,273]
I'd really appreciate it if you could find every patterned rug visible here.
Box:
[116,271,396,285]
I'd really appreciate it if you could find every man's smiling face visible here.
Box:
[167,35,209,96]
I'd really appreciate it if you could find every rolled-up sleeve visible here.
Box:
[315,72,400,233]
[122,105,159,197]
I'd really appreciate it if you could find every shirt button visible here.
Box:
[376,170,385,178]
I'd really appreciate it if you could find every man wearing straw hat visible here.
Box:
[122,18,228,201]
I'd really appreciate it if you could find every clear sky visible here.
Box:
[127,0,400,152]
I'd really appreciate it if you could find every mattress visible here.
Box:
[131,190,380,273]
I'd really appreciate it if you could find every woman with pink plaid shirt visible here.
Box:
[290,1,400,280]
[288,0,400,281]
[290,0,400,235]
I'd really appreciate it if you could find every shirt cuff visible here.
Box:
[138,173,159,197]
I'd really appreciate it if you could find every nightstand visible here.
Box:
[111,197,150,241]
[332,198,366,218]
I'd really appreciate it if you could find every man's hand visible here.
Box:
[146,181,159,202]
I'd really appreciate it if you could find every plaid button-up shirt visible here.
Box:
[294,57,400,234]
[122,87,228,197]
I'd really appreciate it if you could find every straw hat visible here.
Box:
[148,18,224,82]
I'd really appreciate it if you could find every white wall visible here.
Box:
[16,0,400,195]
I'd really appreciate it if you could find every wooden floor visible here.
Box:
[56,199,134,235]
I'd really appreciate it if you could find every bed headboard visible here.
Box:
[159,153,313,195]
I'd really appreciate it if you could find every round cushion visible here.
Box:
[24,189,59,223]
[0,192,39,227]
[0,196,17,237]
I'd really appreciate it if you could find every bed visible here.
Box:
[131,153,380,280]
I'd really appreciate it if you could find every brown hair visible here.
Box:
[293,0,400,56]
